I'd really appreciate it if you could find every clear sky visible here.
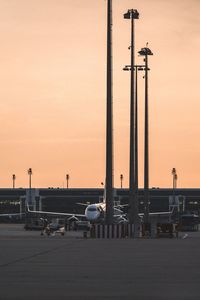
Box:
[0,0,199,189]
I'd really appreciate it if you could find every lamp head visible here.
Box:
[124,9,139,20]
[172,168,176,175]
[28,168,32,175]
[138,47,153,56]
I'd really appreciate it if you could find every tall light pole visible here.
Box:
[172,168,177,204]
[12,174,16,189]
[123,64,145,233]
[123,9,139,225]
[28,168,32,189]
[134,65,145,220]
[120,174,124,189]
[175,174,178,188]
[27,168,32,206]
[138,47,153,224]
[66,174,70,188]
[105,0,114,224]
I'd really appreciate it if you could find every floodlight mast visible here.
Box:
[27,168,32,208]
[105,0,114,224]
[12,174,16,189]
[123,64,144,237]
[124,9,139,226]
[138,47,153,223]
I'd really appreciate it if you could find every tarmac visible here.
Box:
[0,224,200,299]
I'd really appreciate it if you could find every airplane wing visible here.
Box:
[149,211,172,216]
[0,213,25,217]
[27,205,85,218]
[139,211,172,217]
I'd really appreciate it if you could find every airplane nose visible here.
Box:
[86,211,100,221]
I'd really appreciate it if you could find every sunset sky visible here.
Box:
[0,0,199,188]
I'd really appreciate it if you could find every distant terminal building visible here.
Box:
[0,188,200,219]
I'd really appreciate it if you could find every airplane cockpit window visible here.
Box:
[88,207,97,212]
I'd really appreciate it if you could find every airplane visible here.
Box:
[25,185,128,225]
[27,199,128,225]
[27,199,172,226]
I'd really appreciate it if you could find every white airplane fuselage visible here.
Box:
[85,203,106,222]
[85,202,126,223]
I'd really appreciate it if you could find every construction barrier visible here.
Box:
[90,223,135,239]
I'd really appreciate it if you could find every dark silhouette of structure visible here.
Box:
[28,168,32,189]
[66,174,70,189]
[172,168,178,204]
[105,0,114,224]
[123,9,139,228]
[12,174,16,189]
[27,168,32,207]
[0,188,199,219]
[133,65,146,224]
[138,47,153,223]
[120,174,124,189]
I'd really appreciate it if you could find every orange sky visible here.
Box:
[0,0,199,188]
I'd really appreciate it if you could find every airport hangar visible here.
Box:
[0,188,200,218]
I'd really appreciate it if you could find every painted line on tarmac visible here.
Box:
[0,240,81,268]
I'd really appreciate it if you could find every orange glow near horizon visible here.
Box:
[0,0,200,188]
